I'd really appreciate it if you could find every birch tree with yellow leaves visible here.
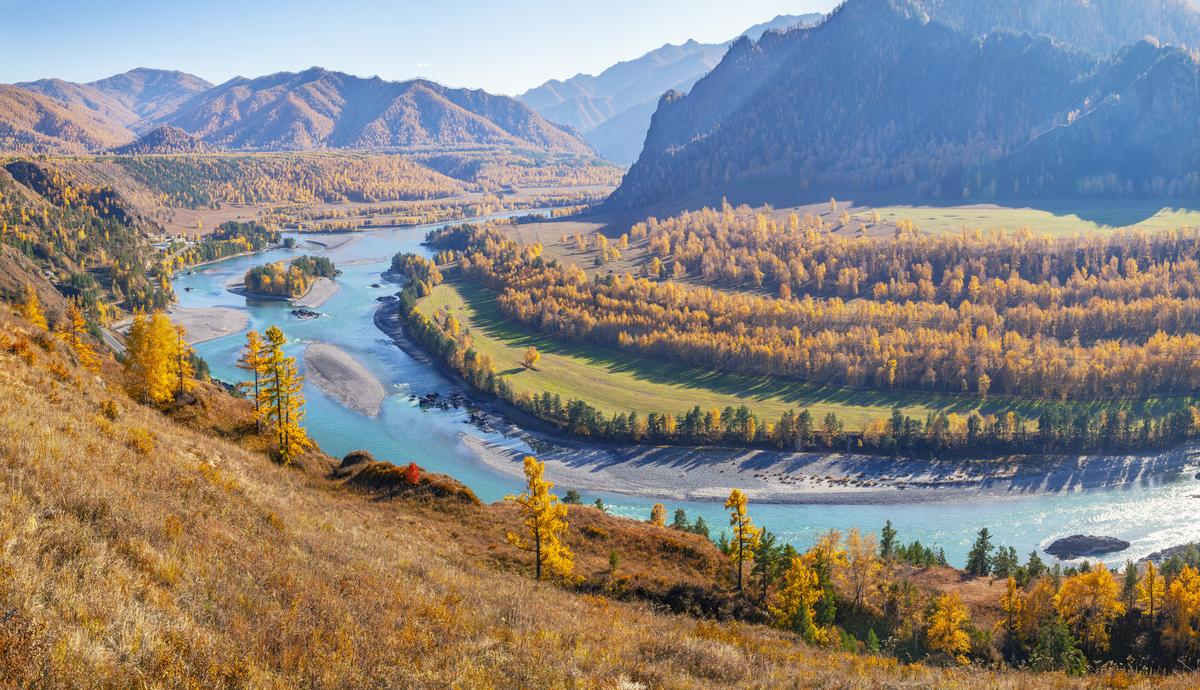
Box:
[506,456,573,581]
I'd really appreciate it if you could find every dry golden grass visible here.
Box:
[0,308,1197,689]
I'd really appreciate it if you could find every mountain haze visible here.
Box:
[519,13,824,163]
[608,0,1200,210]
[919,0,1200,56]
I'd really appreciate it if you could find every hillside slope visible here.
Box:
[607,0,1200,210]
[157,67,593,154]
[0,85,135,153]
[18,68,213,131]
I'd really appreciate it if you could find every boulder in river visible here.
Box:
[1045,535,1131,560]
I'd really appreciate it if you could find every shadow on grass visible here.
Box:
[450,279,1196,419]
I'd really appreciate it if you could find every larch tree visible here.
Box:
[844,528,881,612]
[237,330,266,430]
[260,325,310,463]
[124,311,184,405]
[999,576,1025,661]
[20,284,47,330]
[1164,565,1200,659]
[1137,560,1166,623]
[649,503,666,527]
[1055,563,1126,655]
[505,456,573,581]
[60,301,99,373]
[173,324,195,398]
[724,488,761,592]
[927,592,972,665]
[771,556,823,643]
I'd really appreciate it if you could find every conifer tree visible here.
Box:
[1138,560,1166,623]
[725,488,761,592]
[649,503,666,527]
[124,312,184,405]
[237,330,266,430]
[19,284,47,330]
[59,301,99,373]
[927,592,971,664]
[506,456,573,581]
[259,325,309,463]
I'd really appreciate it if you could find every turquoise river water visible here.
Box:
[173,216,1200,567]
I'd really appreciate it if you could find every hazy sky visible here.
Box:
[2,0,839,95]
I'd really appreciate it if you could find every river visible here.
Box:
[173,216,1200,567]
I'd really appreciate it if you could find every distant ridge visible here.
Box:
[608,0,1200,210]
[157,67,594,154]
[2,68,594,156]
[518,13,824,163]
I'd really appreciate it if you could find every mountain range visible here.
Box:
[607,0,1200,211]
[517,13,824,163]
[0,68,594,156]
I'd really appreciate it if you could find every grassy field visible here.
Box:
[857,199,1200,236]
[417,278,1196,429]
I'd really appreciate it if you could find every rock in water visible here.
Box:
[1045,535,1131,560]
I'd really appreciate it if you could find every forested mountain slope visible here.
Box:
[607,0,1200,210]
[919,0,1200,55]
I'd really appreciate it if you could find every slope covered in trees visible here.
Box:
[402,215,1200,456]
[608,0,1200,211]
[918,0,1200,56]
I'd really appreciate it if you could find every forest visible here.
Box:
[243,255,336,298]
[390,219,1200,457]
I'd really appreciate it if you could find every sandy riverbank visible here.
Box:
[462,434,1200,505]
[303,343,386,417]
[294,277,340,308]
[167,307,249,344]
[301,234,360,252]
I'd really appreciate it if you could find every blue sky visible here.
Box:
[2,0,838,95]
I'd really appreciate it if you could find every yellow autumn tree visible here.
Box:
[843,528,881,612]
[523,345,540,370]
[19,284,47,330]
[59,301,99,373]
[725,488,761,591]
[1137,560,1166,622]
[173,324,195,399]
[125,312,184,405]
[927,592,972,664]
[237,330,266,430]
[649,503,666,527]
[1164,565,1200,659]
[1056,563,1126,654]
[505,456,572,581]
[998,576,1024,657]
[259,325,310,463]
[771,556,824,643]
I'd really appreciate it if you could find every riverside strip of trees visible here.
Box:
[390,219,1200,457]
